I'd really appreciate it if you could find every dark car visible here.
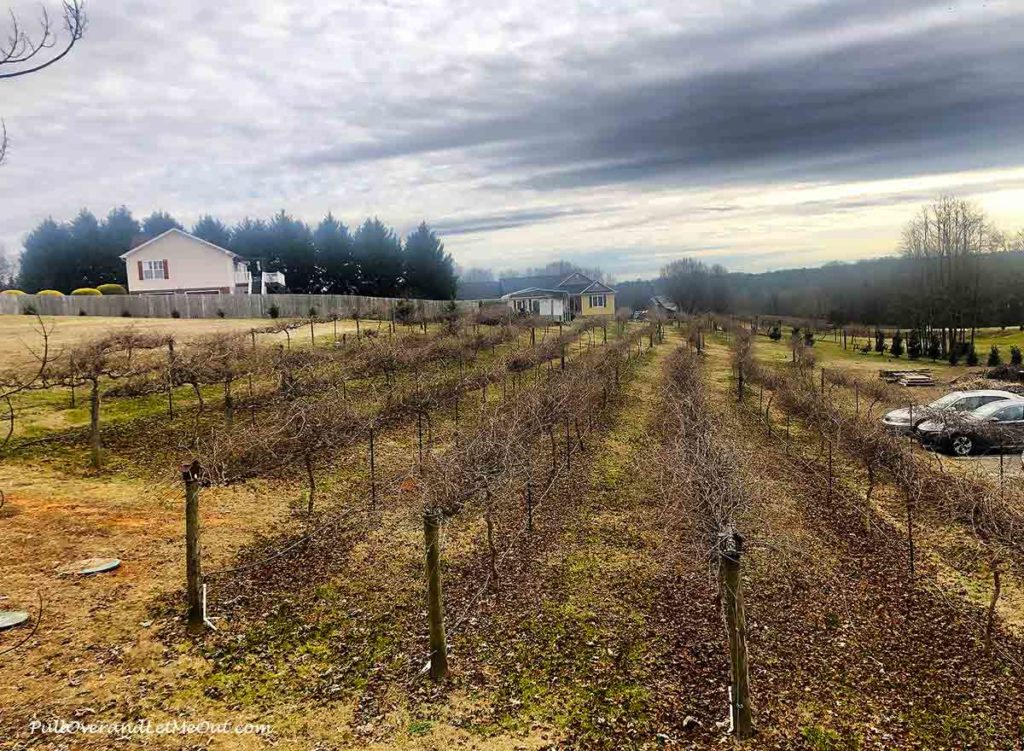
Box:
[917,399,1024,456]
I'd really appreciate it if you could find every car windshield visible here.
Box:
[928,394,963,409]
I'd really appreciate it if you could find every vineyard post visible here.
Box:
[417,411,424,468]
[485,493,498,591]
[854,383,859,416]
[526,480,534,532]
[424,508,448,681]
[718,527,753,739]
[565,415,571,471]
[737,361,744,402]
[333,316,338,342]
[309,317,315,347]
[369,426,377,508]
[166,341,175,417]
[182,460,205,634]
[561,344,566,370]
[985,555,1002,654]
[820,368,825,395]
[88,377,102,469]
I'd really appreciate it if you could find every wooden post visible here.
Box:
[424,508,448,681]
[303,452,315,513]
[182,460,205,634]
[309,318,315,347]
[526,481,534,532]
[565,415,571,471]
[369,426,377,508]
[166,342,174,417]
[89,378,102,469]
[718,527,753,739]
[485,494,498,591]
[820,367,825,395]
[560,344,566,370]
[985,556,1002,655]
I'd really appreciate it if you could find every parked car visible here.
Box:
[917,398,1024,456]
[881,390,1019,433]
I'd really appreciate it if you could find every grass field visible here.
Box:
[2,315,1023,749]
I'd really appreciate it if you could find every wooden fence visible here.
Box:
[0,293,480,319]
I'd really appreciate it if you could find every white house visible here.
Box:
[120,229,255,295]
[500,288,570,321]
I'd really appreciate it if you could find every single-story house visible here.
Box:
[501,288,571,321]
[119,229,284,295]
[495,272,616,319]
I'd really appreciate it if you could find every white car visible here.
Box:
[881,390,1019,434]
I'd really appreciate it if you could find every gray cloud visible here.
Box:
[2,0,1023,275]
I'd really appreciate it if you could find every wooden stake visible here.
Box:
[718,527,753,739]
[182,460,205,634]
[424,508,448,681]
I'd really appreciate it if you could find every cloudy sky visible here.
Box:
[2,0,1024,277]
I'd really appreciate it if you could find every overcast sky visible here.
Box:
[2,0,1024,277]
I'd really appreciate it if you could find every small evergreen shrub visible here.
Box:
[79,310,88,316]
[907,329,921,359]
[803,329,815,347]
[890,330,904,358]
[37,289,64,296]
[988,345,1002,367]
[1011,345,1022,366]
[216,309,225,318]
[121,310,132,318]
[394,299,415,324]
[966,344,979,366]
[268,304,280,319]
[171,310,181,319]
[1,289,26,295]
[97,283,128,295]
[71,288,101,296]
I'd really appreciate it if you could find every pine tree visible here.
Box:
[353,218,403,297]
[890,330,904,358]
[18,217,71,292]
[988,345,1002,367]
[314,213,355,294]
[141,211,183,238]
[403,222,456,299]
[907,328,922,359]
[191,215,231,248]
[1011,345,1022,366]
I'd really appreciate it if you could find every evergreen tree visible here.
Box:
[191,215,231,248]
[874,328,885,353]
[268,210,317,293]
[1011,345,1023,366]
[403,222,456,299]
[67,209,106,290]
[353,218,403,297]
[18,217,71,292]
[966,344,979,366]
[768,323,782,341]
[907,328,922,359]
[96,206,138,284]
[890,329,904,358]
[141,211,183,238]
[988,345,1002,367]
[927,332,941,361]
[314,213,355,294]
[803,329,814,347]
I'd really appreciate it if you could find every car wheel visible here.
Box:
[950,434,974,457]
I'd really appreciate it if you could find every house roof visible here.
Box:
[501,287,569,300]
[455,280,502,300]
[651,295,678,312]
[501,275,562,292]
[119,228,243,261]
[580,280,616,294]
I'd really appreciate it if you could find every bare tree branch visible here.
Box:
[0,1,85,79]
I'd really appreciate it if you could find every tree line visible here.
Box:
[614,197,1024,350]
[13,208,458,299]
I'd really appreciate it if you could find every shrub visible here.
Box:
[768,323,782,341]
[121,310,132,318]
[171,310,181,319]
[79,310,88,316]
[394,299,415,325]
[37,289,64,296]
[308,306,318,318]
[803,329,815,347]
[22,304,37,315]
[988,345,1002,367]
[907,329,921,359]
[216,309,225,318]
[927,333,941,360]
[1,289,26,295]
[966,344,979,366]
[874,329,885,353]
[948,346,960,366]
[890,330,904,358]
[71,287,101,296]
[97,283,127,295]
[268,304,280,319]
[1011,345,1022,366]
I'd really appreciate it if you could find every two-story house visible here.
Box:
[119,229,262,295]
